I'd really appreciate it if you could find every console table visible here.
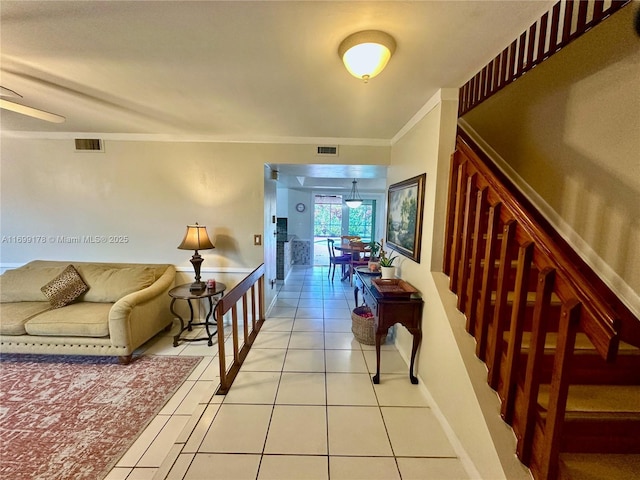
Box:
[354,268,423,384]
[169,282,226,347]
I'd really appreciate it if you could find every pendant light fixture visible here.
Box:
[338,30,396,83]
[345,179,363,208]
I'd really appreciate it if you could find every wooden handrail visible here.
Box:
[455,129,640,358]
[444,130,640,480]
[459,0,631,116]
[214,264,265,395]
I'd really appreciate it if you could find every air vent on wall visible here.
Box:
[75,138,104,152]
[316,145,338,156]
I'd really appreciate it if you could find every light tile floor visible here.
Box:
[105,266,472,480]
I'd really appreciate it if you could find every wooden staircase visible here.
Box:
[444,130,640,480]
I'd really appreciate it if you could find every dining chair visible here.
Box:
[327,238,351,281]
[337,239,369,285]
[340,235,361,246]
[349,250,370,285]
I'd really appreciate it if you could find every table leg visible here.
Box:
[173,299,195,346]
[341,264,349,281]
[408,328,422,384]
[170,298,185,347]
[203,295,217,346]
[186,299,194,331]
[372,330,386,384]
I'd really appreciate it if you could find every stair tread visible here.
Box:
[515,332,640,353]
[559,454,640,480]
[538,384,640,413]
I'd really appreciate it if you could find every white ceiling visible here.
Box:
[0,0,554,189]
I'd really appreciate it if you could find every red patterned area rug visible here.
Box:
[0,354,202,480]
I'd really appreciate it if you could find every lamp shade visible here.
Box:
[178,223,215,251]
[338,30,396,82]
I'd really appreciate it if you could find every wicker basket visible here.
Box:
[351,305,383,345]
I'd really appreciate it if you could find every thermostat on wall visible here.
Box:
[295,203,306,213]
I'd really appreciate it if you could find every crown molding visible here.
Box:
[391,88,459,145]
[0,130,392,147]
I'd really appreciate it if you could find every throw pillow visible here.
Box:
[40,265,89,308]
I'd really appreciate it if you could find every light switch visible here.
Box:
[254,234,262,246]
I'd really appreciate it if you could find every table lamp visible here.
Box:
[177,222,215,291]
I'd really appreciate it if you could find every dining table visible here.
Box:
[334,243,371,282]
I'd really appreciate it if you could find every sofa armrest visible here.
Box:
[108,265,176,349]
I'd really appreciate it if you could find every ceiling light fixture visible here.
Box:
[345,179,363,208]
[338,30,396,83]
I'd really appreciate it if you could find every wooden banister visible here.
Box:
[517,267,557,464]
[456,130,634,359]
[487,219,517,389]
[536,300,581,480]
[459,1,632,116]
[445,131,640,480]
[475,202,501,360]
[501,241,534,424]
[215,264,265,395]
[457,173,478,312]
[465,186,489,335]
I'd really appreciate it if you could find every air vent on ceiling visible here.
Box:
[316,145,338,156]
[75,138,104,152]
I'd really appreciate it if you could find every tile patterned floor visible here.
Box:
[106,266,472,480]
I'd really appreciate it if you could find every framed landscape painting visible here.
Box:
[385,173,426,263]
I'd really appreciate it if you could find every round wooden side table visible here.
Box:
[169,282,226,347]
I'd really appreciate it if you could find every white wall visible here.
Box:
[388,89,529,479]
[0,138,388,277]
[276,187,289,218]
[286,189,314,241]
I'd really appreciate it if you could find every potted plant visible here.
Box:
[368,240,381,260]
[367,240,382,271]
[378,239,397,278]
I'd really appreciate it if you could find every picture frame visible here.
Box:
[385,173,426,263]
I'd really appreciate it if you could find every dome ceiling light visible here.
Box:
[338,30,396,83]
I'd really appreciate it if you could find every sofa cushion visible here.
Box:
[0,302,53,335]
[24,302,112,337]
[0,265,68,302]
[40,265,89,308]
[76,264,156,302]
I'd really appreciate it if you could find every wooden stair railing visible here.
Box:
[214,264,265,395]
[444,130,640,480]
[458,0,631,116]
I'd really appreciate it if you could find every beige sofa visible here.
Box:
[0,260,176,363]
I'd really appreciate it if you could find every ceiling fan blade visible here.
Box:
[0,98,65,123]
[0,86,22,98]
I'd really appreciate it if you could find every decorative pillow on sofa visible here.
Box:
[40,265,89,308]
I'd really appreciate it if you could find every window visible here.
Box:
[313,195,375,241]
[347,200,375,243]
[313,195,377,265]
[313,196,343,237]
